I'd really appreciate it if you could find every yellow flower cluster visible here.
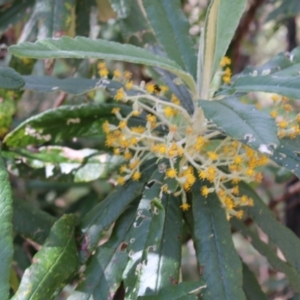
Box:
[269,94,300,139]
[99,62,268,219]
[220,56,232,84]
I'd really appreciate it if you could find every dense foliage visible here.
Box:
[1,0,300,299]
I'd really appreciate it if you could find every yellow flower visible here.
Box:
[232,186,239,195]
[146,83,156,94]
[119,120,127,129]
[222,75,231,84]
[207,166,216,182]
[112,107,120,114]
[119,165,127,173]
[146,114,157,123]
[115,88,125,101]
[99,68,109,77]
[130,126,145,134]
[129,159,140,170]
[125,81,133,90]
[284,104,293,112]
[171,94,180,105]
[278,120,288,129]
[208,151,218,161]
[164,106,177,117]
[113,69,121,79]
[220,56,231,67]
[166,168,177,178]
[201,186,210,197]
[124,71,132,80]
[102,121,110,134]
[271,94,280,102]
[113,148,121,155]
[117,176,125,185]
[124,151,132,160]
[131,110,141,116]
[132,171,141,181]
[194,137,206,150]
[180,203,190,211]
[198,170,206,180]
[236,211,243,219]
[234,156,242,165]
[270,110,278,118]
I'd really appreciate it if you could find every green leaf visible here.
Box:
[23,75,98,94]
[109,0,130,18]
[7,147,121,182]
[9,36,196,94]
[3,103,123,147]
[270,137,300,178]
[79,159,157,259]
[127,193,183,297]
[191,181,246,300]
[267,1,300,22]
[143,0,196,78]
[198,97,279,152]
[0,0,35,34]
[242,263,267,300]
[232,218,300,293]
[137,281,205,300]
[144,193,183,294]
[240,182,300,274]
[198,0,247,98]
[123,169,166,298]
[229,47,300,99]
[0,67,25,89]
[13,198,56,245]
[0,152,13,299]
[12,214,79,300]
[70,205,137,299]
[118,0,156,45]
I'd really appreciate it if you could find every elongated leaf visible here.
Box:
[143,0,196,78]
[137,281,206,300]
[240,182,300,274]
[12,214,79,300]
[69,205,137,299]
[118,0,155,45]
[232,74,300,99]
[23,75,98,94]
[191,181,246,300]
[0,67,25,89]
[79,159,157,259]
[198,0,247,97]
[229,47,300,99]
[123,169,166,298]
[0,152,13,298]
[271,137,300,178]
[13,198,56,244]
[9,36,196,94]
[198,97,279,152]
[142,193,183,294]
[267,1,300,22]
[109,0,130,18]
[242,263,267,300]
[3,103,124,147]
[232,218,300,293]
[131,193,183,297]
